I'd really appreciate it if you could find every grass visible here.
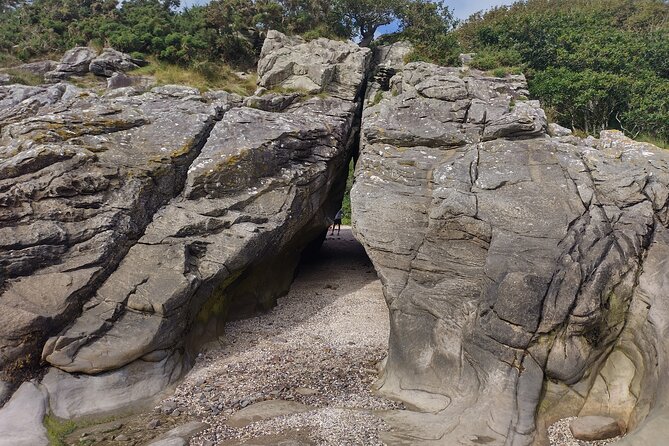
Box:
[341,158,355,225]
[488,66,524,78]
[131,59,257,95]
[44,414,77,446]
[636,134,669,150]
[2,68,43,86]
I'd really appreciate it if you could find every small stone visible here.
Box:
[115,434,130,441]
[570,415,622,441]
[171,409,181,417]
[295,387,318,396]
[147,419,161,429]
[161,401,177,413]
[202,440,214,446]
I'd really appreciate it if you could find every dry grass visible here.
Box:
[131,59,257,95]
[1,68,44,86]
[636,134,669,150]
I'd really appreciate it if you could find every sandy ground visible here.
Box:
[167,227,402,445]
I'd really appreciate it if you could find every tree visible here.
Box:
[334,0,402,47]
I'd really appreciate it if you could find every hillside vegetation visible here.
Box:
[0,0,667,145]
[457,0,669,145]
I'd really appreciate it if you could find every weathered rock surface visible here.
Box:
[1,31,366,423]
[1,85,223,375]
[13,60,58,76]
[570,415,621,441]
[45,46,99,81]
[257,30,371,101]
[0,381,48,446]
[42,350,184,418]
[148,420,208,446]
[352,56,669,445]
[89,48,143,77]
[0,74,9,86]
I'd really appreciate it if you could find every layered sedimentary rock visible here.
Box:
[352,56,669,445]
[1,83,222,375]
[1,31,369,416]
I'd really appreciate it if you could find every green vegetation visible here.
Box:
[456,0,669,145]
[0,0,458,68]
[44,414,77,446]
[132,59,257,94]
[341,158,355,225]
[2,68,43,86]
[0,0,666,145]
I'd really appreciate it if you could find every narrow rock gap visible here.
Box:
[159,228,399,446]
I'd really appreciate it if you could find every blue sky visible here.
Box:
[180,0,517,21]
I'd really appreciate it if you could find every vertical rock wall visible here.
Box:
[352,54,669,445]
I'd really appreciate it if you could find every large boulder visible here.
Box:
[45,46,98,81]
[352,57,669,445]
[89,48,143,77]
[41,96,359,378]
[257,30,371,101]
[1,31,366,419]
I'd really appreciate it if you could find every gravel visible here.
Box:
[159,228,401,445]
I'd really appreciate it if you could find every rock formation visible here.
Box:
[1,30,669,446]
[0,31,369,420]
[89,48,144,77]
[352,51,669,445]
[44,46,144,82]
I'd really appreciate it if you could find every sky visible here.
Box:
[449,0,516,20]
[179,0,517,21]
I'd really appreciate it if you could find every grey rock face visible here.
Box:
[90,48,142,77]
[45,46,98,81]
[106,72,135,89]
[42,350,183,418]
[1,31,363,420]
[42,95,358,379]
[0,382,48,446]
[0,74,9,86]
[0,85,222,375]
[257,30,371,101]
[352,58,669,445]
[548,122,573,137]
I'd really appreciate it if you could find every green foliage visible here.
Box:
[334,0,402,47]
[0,0,458,68]
[341,158,354,225]
[44,414,77,446]
[457,0,669,143]
[390,0,460,66]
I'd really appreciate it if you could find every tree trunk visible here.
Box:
[359,27,377,47]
